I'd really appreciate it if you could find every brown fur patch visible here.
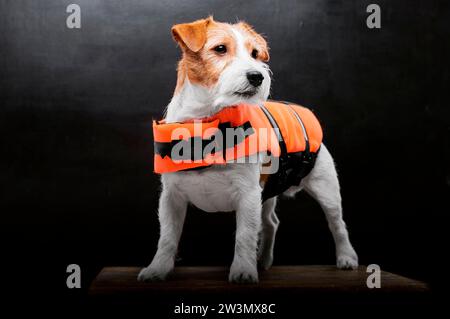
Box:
[236,22,270,62]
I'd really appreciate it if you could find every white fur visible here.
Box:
[138,25,358,283]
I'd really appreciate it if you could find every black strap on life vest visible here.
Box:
[261,102,319,202]
[154,121,254,161]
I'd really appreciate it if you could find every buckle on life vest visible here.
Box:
[262,140,319,202]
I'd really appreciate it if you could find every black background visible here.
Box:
[1,0,449,313]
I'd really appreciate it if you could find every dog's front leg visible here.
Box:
[229,189,262,283]
[138,187,187,281]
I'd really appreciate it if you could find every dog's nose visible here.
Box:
[246,71,264,87]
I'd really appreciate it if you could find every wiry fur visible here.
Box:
[138,18,358,283]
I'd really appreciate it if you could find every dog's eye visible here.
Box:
[251,49,258,59]
[213,45,227,54]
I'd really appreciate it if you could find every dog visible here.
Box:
[138,17,358,283]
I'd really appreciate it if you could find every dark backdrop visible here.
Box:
[1,0,448,311]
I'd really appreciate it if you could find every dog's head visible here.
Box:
[171,16,271,110]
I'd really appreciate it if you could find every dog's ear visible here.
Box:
[171,17,213,53]
[238,22,270,62]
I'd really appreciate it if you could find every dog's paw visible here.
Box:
[137,265,172,282]
[336,248,359,270]
[229,262,258,284]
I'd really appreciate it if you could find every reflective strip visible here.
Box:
[259,104,287,156]
[286,104,309,142]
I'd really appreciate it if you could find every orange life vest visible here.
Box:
[153,100,323,200]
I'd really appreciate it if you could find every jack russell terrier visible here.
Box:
[138,17,358,283]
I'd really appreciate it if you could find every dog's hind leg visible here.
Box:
[302,144,359,269]
[138,184,188,281]
[258,196,279,270]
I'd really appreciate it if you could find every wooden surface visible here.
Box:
[89,265,429,297]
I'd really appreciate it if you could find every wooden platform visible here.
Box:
[89,266,429,304]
